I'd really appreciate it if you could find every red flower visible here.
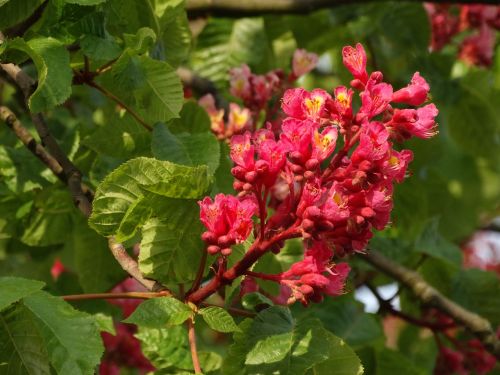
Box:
[388,103,439,140]
[230,132,255,170]
[342,43,368,84]
[392,72,430,106]
[311,126,338,162]
[358,79,393,121]
[282,88,331,121]
[199,194,257,254]
[292,49,318,78]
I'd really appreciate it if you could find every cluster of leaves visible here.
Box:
[0,1,499,375]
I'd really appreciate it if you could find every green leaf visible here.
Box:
[191,18,273,86]
[124,297,192,328]
[139,199,205,284]
[22,291,104,375]
[199,306,239,333]
[73,216,125,293]
[0,0,44,29]
[154,0,192,66]
[375,348,426,375]
[20,188,76,247]
[123,27,157,55]
[82,112,151,158]
[65,0,107,5]
[89,157,210,237]
[295,295,384,349]
[451,269,500,326]
[168,101,212,134]
[414,218,462,266]
[93,313,115,335]
[98,53,183,124]
[0,303,51,375]
[223,307,360,375]
[0,37,72,113]
[152,124,220,174]
[309,331,364,375]
[135,325,193,371]
[447,83,500,162]
[0,277,45,311]
[80,34,122,62]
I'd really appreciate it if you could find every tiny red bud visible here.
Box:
[207,245,220,255]
[201,231,217,243]
[350,79,364,90]
[291,164,304,174]
[233,180,244,190]
[231,166,246,179]
[244,171,258,183]
[370,71,383,82]
[299,284,314,295]
[360,206,375,218]
[302,219,315,231]
[316,220,334,231]
[221,247,232,256]
[243,183,253,191]
[304,206,321,219]
[217,235,233,247]
[290,151,303,163]
[304,170,315,180]
[305,158,319,170]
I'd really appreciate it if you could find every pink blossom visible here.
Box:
[292,49,318,78]
[388,103,439,140]
[199,94,225,137]
[282,88,331,121]
[230,132,255,170]
[311,126,338,162]
[342,43,368,84]
[358,79,393,121]
[392,72,430,106]
[229,64,252,100]
[199,194,257,247]
[227,103,252,136]
[351,122,390,163]
[280,118,313,158]
[330,86,353,125]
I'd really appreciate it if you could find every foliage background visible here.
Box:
[0,1,499,374]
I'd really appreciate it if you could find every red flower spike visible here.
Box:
[342,43,368,84]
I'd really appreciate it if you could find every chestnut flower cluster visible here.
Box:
[199,49,319,140]
[425,4,500,66]
[198,43,438,306]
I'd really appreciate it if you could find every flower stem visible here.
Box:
[187,317,202,374]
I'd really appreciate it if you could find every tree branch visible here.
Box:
[108,237,170,293]
[0,106,65,181]
[363,250,500,359]
[185,0,500,17]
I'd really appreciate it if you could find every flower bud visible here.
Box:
[244,171,258,183]
[360,206,375,218]
[201,231,217,244]
[370,71,383,83]
[243,183,253,191]
[305,158,319,171]
[231,166,246,180]
[218,235,233,248]
[221,247,232,256]
[302,219,315,231]
[304,171,315,180]
[291,164,304,174]
[304,206,321,220]
[350,79,365,90]
[299,284,314,295]
[233,180,244,190]
[207,245,220,255]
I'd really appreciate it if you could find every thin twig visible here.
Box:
[363,250,500,359]
[86,81,153,132]
[187,317,203,374]
[62,291,171,301]
[188,250,209,296]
